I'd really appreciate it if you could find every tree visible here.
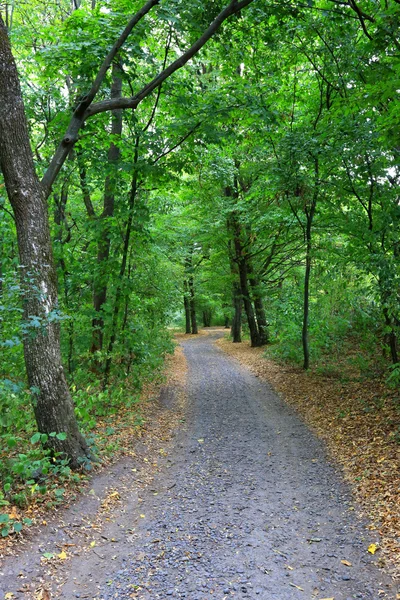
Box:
[0,0,255,467]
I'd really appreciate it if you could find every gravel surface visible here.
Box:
[99,332,395,599]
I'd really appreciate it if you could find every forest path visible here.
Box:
[0,332,396,599]
[97,331,395,599]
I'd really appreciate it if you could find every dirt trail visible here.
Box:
[1,332,397,599]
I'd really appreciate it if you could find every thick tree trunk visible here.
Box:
[0,18,89,467]
[231,280,242,343]
[91,63,122,355]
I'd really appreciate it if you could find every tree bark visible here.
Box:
[231,280,242,343]
[0,17,90,467]
[247,262,269,345]
[227,207,261,347]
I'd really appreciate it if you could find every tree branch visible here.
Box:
[85,0,255,119]
[42,0,254,199]
[41,0,160,197]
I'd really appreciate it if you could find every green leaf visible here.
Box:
[56,432,67,440]
[30,432,41,444]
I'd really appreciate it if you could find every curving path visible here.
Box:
[99,332,395,599]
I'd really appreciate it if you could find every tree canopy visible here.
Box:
[0,0,399,496]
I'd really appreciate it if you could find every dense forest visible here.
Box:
[0,0,399,532]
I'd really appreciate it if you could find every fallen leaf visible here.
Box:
[341,560,352,567]
[5,593,15,599]
[90,541,96,547]
[8,507,19,520]
[140,514,145,518]
[35,589,51,600]
[368,543,378,554]
[319,597,334,600]
[198,438,204,443]
[289,583,304,591]
[41,553,54,560]
[377,457,386,463]
[57,550,67,560]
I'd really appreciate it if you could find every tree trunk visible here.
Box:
[103,140,139,389]
[383,306,399,364]
[183,280,191,334]
[247,262,269,345]
[302,229,311,370]
[0,17,89,467]
[188,274,198,334]
[231,280,242,343]
[228,210,261,347]
[302,161,318,370]
[203,309,212,327]
[91,63,122,355]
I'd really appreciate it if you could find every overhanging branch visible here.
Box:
[41,0,255,198]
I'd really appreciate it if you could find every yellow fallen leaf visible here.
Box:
[377,457,386,463]
[57,550,67,560]
[140,514,145,518]
[90,541,96,547]
[109,491,120,499]
[5,593,15,599]
[198,438,204,443]
[341,560,352,567]
[368,543,378,554]
[319,598,334,600]
[8,507,19,520]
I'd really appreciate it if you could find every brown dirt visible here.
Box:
[216,336,400,579]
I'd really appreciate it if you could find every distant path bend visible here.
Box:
[103,331,395,599]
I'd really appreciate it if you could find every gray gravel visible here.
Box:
[99,332,396,599]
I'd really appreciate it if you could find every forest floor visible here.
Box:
[0,330,398,599]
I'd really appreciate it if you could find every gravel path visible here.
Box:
[99,332,395,599]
